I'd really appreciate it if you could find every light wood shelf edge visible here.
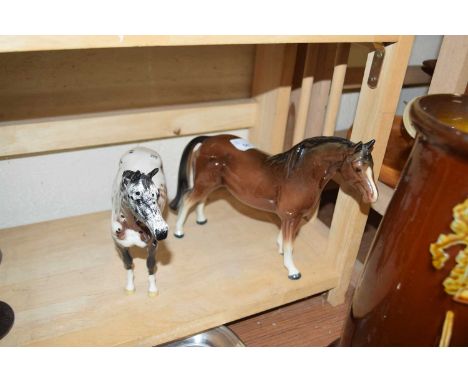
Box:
[0,35,400,53]
[0,98,257,158]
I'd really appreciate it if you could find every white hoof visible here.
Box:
[148,275,158,297]
[125,269,135,294]
[125,287,135,295]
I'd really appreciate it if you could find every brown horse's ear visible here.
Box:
[353,141,363,154]
[147,167,159,179]
[365,139,376,152]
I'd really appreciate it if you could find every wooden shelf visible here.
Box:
[0,190,337,346]
[0,99,257,159]
[0,35,400,53]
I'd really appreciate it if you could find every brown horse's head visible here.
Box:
[339,140,378,204]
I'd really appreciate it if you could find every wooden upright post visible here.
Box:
[429,35,468,94]
[250,44,297,154]
[326,36,414,306]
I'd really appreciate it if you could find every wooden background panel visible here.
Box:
[0,45,255,121]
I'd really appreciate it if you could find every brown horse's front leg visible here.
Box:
[281,216,303,280]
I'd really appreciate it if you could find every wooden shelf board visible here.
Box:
[0,190,336,346]
[0,99,257,159]
[0,36,400,53]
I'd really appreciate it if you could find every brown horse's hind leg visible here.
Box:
[195,198,208,225]
[174,165,220,237]
[281,217,302,280]
[277,230,283,254]
[174,192,197,238]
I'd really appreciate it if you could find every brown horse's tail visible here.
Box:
[169,136,209,211]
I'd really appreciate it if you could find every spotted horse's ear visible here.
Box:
[121,170,141,191]
[146,167,159,179]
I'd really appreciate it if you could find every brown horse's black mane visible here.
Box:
[266,136,355,174]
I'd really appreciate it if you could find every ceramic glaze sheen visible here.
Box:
[170,134,378,280]
[111,147,168,296]
[340,94,468,346]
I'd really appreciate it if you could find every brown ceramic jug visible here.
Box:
[340,94,468,346]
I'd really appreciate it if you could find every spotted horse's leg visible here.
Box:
[115,241,135,294]
[146,241,158,297]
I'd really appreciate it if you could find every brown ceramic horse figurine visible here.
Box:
[169,134,378,280]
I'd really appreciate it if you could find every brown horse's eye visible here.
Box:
[355,168,362,173]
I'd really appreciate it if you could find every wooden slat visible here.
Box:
[283,44,308,150]
[326,36,414,306]
[0,45,255,122]
[0,99,257,158]
[304,44,337,137]
[250,44,297,153]
[292,44,319,145]
[429,35,468,94]
[0,190,337,346]
[322,44,350,136]
[0,36,400,53]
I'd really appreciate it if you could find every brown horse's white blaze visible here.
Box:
[365,167,379,203]
[170,135,378,280]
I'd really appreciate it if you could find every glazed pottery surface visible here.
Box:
[340,94,468,346]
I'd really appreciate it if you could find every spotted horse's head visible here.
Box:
[120,168,168,241]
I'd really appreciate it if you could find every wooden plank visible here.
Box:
[292,44,319,145]
[0,45,255,122]
[0,36,400,53]
[228,287,352,346]
[429,35,468,94]
[304,44,337,137]
[0,99,257,158]
[0,190,337,346]
[283,44,309,150]
[326,36,414,306]
[250,44,297,153]
[322,44,350,136]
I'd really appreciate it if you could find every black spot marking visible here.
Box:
[136,191,140,196]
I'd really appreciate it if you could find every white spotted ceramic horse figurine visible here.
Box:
[111,147,168,296]
[170,134,378,280]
